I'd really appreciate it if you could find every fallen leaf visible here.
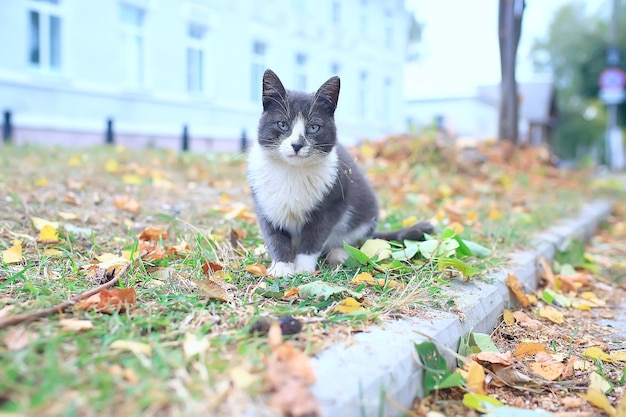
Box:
[42,248,63,257]
[579,388,616,415]
[30,216,59,231]
[502,309,515,325]
[538,305,565,324]
[360,239,392,261]
[37,224,59,244]
[609,351,626,362]
[202,260,223,274]
[2,240,23,264]
[110,340,152,356]
[59,319,94,331]
[332,297,366,314]
[283,286,299,300]
[167,240,191,256]
[506,273,530,307]
[351,272,377,285]
[137,240,166,261]
[246,263,267,276]
[113,195,140,213]
[472,351,514,366]
[588,371,612,393]
[540,257,555,289]
[195,279,230,302]
[105,159,119,172]
[4,327,37,351]
[529,361,565,381]
[466,360,486,394]
[561,396,585,409]
[58,211,78,220]
[75,288,137,313]
[514,342,547,359]
[138,225,169,241]
[182,333,210,358]
[122,174,142,185]
[298,280,361,301]
[229,366,257,390]
[462,392,503,413]
[582,347,614,362]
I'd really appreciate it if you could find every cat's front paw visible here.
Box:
[294,253,319,273]
[267,261,296,277]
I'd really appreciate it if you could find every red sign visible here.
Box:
[599,67,626,89]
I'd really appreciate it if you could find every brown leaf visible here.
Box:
[113,195,140,213]
[506,273,530,308]
[167,240,191,256]
[529,361,566,381]
[246,263,267,276]
[137,240,166,261]
[4,327,37,351]
[196,279,230,302]
[514,342,547,359]
[540,257,555,289]
[138,225,169,241]
[202,260,223,275]
[75,288,137,313]
[472,351,514,366]
[283,286,299,300]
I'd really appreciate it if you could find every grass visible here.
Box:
[0,136,608,416]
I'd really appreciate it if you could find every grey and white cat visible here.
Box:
[247,69,433,277]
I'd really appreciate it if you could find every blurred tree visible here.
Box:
[532,1,626,162]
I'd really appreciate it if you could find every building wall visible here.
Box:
[0,0,409,149]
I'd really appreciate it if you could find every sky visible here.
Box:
[404,0,607,99]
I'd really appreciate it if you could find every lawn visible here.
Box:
[0,134,603,416]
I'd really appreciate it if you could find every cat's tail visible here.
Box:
[373,221,434,242]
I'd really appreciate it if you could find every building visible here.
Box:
[0,0,409,151]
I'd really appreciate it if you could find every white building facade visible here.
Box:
[0,0,409,151]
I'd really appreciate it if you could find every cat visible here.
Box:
[247,69,433,277]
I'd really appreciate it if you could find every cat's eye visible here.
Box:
[306,124,320,134]
[277,121,289,131]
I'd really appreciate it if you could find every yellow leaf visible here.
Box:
[229,366,257,390]
[538,305,564,324]
[529,361,565,381]
[360,239,392,261]
[465,211,478,224]
[332,297,366,314]
[351,272,377,285]
[617,393,626,417]
[42,248,63,257]
[572,299,592,311]
[506,273,530,308]
[122,174,142,185]
[502,309,515,325]
[68,155,81,166]
[34,177,48,187]
[466,360,486,394]
[2,240,23,264]
[105,159,119,172]
[514,341,546,359]
[30,216,59,231]
[579,389,616,416]
[110,340,152,356]
[38,224,59,243]
[59,319,93,331]
[58,211,78,220]
[488,209,503,220]
[609,351,626,362]
[376,278,405,290]
[447,221,464,235]
[582,347,614,362]
[402,216,418,228]
[195,279,230,302]
[283,286,299,299]
[359,143,376,158]
[589,371,612,393]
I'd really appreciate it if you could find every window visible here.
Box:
[251,41,266,102]
[28,0,63,72]
[295,53,307,91]
[119,3,145,87]
[187,23,206,93]
[331,0,340,24]
[359,71,368,118]
[382,77,392,120]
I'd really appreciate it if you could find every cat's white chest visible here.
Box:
[247,145,338,234]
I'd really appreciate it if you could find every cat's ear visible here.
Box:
[315,76,340,111]
[262,69,286,111]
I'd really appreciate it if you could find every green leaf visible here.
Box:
[256,280,283,299]
[343,242,377,266]
[360,239,392,262]
[439,371,464,390]
[462,392,503,412]
[440,228,456,239]
[392,243,419,261]
[415,341,454,396]
[298,280,361,301]
[542,288,572,307]
[453,235,473,258]
[468,332,500,353]
[438,257,478,278]
[462,240,491,258]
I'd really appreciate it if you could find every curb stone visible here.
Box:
[310,199,613,417]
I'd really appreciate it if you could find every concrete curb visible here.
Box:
[310,200,613,417]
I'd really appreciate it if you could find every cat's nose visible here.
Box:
[291,143,304,153]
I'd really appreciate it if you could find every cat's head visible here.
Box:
[257,69,340,166]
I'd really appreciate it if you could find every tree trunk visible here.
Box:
[498,0,525,147]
